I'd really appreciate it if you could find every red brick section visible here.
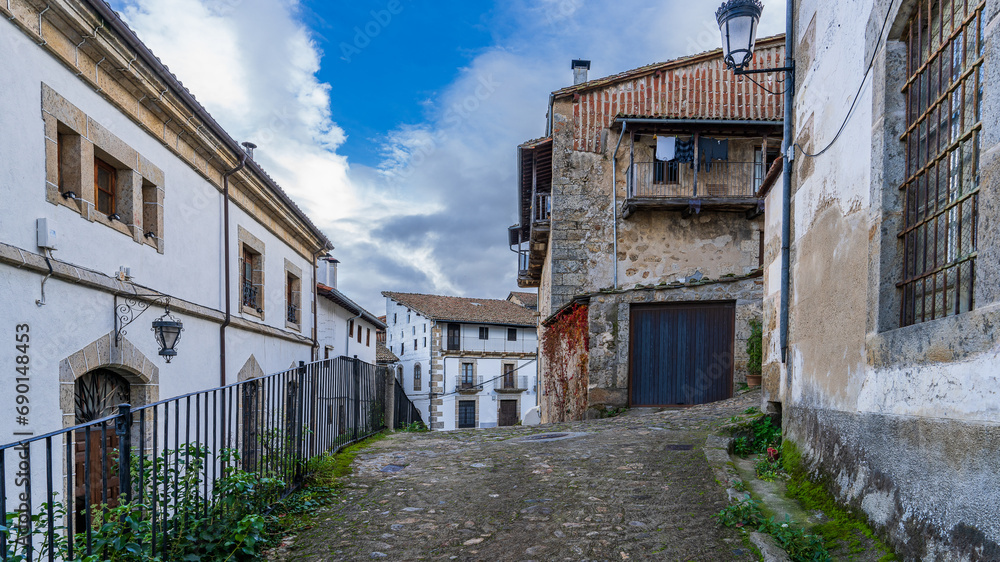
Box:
[382,292,536,327]
[553,35,786,153]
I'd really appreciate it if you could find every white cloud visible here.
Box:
[116,0,786,314]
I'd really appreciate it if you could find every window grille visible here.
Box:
[899,0,983,326]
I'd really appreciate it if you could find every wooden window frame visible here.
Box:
[366,328,371,347]
[478,327,489,340]
[507,328,517,342]
[413,363,422,391]
[94,157,117,216]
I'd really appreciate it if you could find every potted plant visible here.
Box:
[746,318,763,386]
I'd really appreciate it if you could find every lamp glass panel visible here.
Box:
[161,325,181,350]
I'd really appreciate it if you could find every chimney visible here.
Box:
[241,141,257,159]
[319,257,339,288]
[572,59,591,85]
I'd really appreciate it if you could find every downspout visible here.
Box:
[220,151,247,387]
[310,248,326,361]
[611,122,627,290]
[780,0,795,364]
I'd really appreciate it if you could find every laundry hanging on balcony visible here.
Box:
[655,136,676,161]
[674,138,695,164]
[698,138,729,172]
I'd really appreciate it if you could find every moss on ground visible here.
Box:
[269,432,389,539]
[781,441,897,562]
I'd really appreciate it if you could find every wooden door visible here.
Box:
[629,302,735,406]
[74,427,120,529]
[498,400,519,426]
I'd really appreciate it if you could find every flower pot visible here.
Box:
[746,374,762,387]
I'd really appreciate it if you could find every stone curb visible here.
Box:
[702,433,793,562]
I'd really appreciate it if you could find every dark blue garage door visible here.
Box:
[629,302,735,406]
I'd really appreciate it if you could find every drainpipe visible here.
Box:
[311,248,327,361]
[780,0,795,364]
[611,122,627,290]
[220,151,247,387]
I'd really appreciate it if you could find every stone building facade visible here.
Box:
[514,39,785,419]
[756,0,1000,558]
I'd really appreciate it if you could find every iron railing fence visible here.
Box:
[494,375,530,392]
[628,161,764,199]
[241,279,260,310]
[533,193,551,222]
[393,380,423,429]
[0,356,387,561]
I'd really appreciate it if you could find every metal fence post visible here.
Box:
[295,361,306,484]
[116,403,133,504]
[352,358,361,441]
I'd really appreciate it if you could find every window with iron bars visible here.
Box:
[240,247,261,312]
[899,0,983,327]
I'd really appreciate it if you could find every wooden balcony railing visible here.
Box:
[628,161,766,199]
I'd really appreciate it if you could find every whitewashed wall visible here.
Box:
[316,295,378,364]
[0,15,319,448]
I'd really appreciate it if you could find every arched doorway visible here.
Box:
[74,369,130,529]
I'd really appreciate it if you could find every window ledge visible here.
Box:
[286,320,301,332]
[241,304,264,320]
[867,302,1000,369]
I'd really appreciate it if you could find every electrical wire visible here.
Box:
[795,0,896,158]
[739,73,789,96]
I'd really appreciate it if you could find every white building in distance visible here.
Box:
[383,292,538,430]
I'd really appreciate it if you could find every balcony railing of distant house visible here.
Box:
[456,376,485,393]
[287,304,299,324]
[494,375,530,393]
[627,161,766,199]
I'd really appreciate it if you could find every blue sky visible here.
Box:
[300,1,497,166]
[114,0,786,314]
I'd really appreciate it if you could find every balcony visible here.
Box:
[455,376,484,394]
[494,375,529,393]
[624,161,765,218]
[445,336,538,356]
[241,280,260,311]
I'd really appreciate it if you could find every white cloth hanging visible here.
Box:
[656,136,676,161]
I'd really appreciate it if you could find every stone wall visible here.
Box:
[586,277,763,410]
[761,0,1000,557]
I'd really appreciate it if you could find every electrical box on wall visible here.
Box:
[36,218,57,249]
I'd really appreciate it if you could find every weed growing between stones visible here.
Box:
[715,499,831,562]
[597,406,627,419]
[400,421,429,432]
[781,441,898,561]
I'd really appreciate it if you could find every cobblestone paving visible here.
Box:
[269,391,761,561]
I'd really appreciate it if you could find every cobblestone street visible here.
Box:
[269,391,760,561]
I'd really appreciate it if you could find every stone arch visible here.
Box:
[58,331,159,428]
[238,354,265,382]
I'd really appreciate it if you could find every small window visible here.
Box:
[507,328,517,342]
[461,363,474,387]
[240,247,261,311]
[393,313,397,323]
[407,311,411,322]
[413,339,417,350]
[357,327,362,343]
[349,320,354,337]
[423,337,427,348]
[366,328,371,347]
[423,324,427,333]
[286,272,300,325]
[94,158,116,216]
[478,327,489,340]
[414,364,422,391]
[401,343,405,354]
[57,133,68,193]
[503,363,515,389]
[412,326,416,335]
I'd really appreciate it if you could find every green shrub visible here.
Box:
[715,500,830,562]
[746,319,763,376]
[733,416,782,457]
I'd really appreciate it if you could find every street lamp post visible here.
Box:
[716,0,794,364]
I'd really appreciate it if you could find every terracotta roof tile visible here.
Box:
[376,342,398,364]
[382,292,537,327]
[507,291,538,309]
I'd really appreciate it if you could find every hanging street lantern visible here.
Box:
[151,305,184,363]
[716,0,764,71]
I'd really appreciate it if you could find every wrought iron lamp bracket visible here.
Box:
[115,293,171,345]
[733,62,795,76]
